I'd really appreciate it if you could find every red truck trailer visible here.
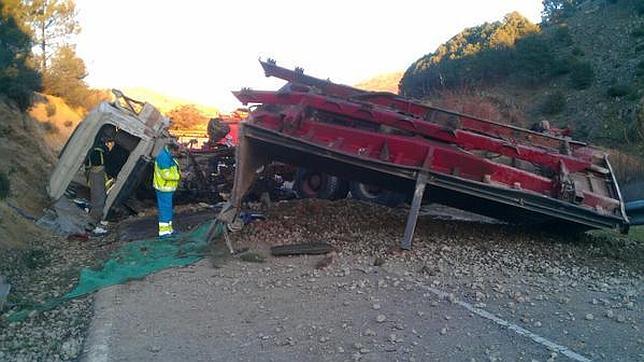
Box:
[221,59,633,249]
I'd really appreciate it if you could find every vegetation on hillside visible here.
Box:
[0,1,41,110]
[400,12,541,96]
[1,0,107,113]
[400,0,644,158]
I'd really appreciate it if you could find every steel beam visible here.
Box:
[401,172,428,250]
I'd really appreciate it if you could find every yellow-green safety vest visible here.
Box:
[153,159,181,192]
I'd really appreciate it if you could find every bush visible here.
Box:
[0,171,9,200]
[64,120,73,128]
[606,84,634,98]
[636,43,644,53]
[554,26,573,46]
[551,56,575,76]
[633,27,644,38]
[637,61,644,77]
[637,1,644,15]
[571,47,584,56]
[42,121,59,134]
[46,102,57,117]
[569,61,595,89]
[542,91,566,115]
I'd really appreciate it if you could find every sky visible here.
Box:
[75,0,543,112]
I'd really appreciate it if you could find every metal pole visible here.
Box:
[401,172,428,250]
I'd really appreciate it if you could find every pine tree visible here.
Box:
[43,45,88,107]
[0,1,42,110]
[22,0,80,73]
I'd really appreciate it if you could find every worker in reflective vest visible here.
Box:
[153,144,181,237]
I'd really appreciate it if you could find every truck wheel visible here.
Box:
[349,181,405,207]
[294,168,349,200]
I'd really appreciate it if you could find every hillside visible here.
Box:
[400,0,644,161]
[355,72,403,93]
[28,94,85,151]
[0,99,56,247]
[122,87,219,118]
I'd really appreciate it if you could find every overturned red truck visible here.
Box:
[220,59,636,249]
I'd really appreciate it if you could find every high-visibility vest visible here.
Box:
[153,158,181,192]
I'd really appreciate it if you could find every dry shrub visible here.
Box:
[433,89,526,125]
[603,149,644,201]
[41,121,59,134]
[46,103,57,117]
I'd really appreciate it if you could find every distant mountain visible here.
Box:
[354,72,404,93]
[122,87,219,117]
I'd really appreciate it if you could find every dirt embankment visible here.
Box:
[28,93,84,153]
[0,99,59,248]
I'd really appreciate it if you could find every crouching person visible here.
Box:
[153,143,181,237]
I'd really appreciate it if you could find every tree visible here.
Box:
[0,1,42,110]
[166,105,209,131]
[43,45,90,107]
[541,0,581,24]
[22,0,80,73]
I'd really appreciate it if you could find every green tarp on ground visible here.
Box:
[7,222,222,322]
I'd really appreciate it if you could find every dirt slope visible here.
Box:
[0,99,57,248]
[28,94,84,152]
[355,72,404,93]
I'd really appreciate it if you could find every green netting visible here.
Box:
[7,222,222,322]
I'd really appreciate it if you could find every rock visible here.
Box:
[534,321,542,328]
[376,314,387,323]
[372,303,381,310]
[585,313,594,321]
[364,329,376,337]
[605,310,614,318]
[616,315,626,323]
[440,328,447,335]
[319,336,329,343]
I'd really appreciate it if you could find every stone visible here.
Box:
[376,314,387,323]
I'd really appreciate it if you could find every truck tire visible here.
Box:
[294,168,349,200]
[349,181,405,207]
